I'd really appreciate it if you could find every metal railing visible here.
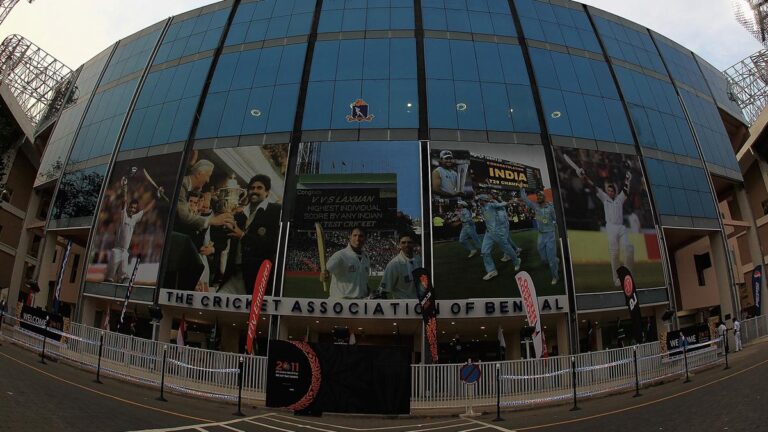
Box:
[1,313,766,411]
[0,314,267,402]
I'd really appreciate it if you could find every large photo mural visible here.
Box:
[553,147,665,293]
[429,142,565,299]
[283,141,422,300]
[163,144,289,295]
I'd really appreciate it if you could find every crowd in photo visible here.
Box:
[285,230,400,273]
[556,149,654,232]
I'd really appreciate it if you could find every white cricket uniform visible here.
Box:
[380,253,422,299]
[597,189,628,252]
[734,320,742,351]
[327,245,371,299]
[108,207,144,282]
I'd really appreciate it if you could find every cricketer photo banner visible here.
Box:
[429,142,564,300]
[283,141,423,301]
[553,147,665,294]
[86,153,182,288]
[162,144,288,296]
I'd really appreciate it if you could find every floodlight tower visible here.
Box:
[0,0,33,28]
[734,0,768,48]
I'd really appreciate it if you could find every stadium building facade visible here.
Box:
[5,0,759,361]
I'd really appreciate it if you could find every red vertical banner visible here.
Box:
[246,260,272,355]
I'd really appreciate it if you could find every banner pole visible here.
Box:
[493,363,503,422]
[95,332,104,384]
[234,356,245,416]
[569,356,579,411]
[157,346,167,402]
[39,318,48,364]
[633,346,641,397]
[683,346,691,383]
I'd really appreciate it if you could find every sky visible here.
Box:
[2,0,762,72]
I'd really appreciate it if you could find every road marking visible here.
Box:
[133,413,274,431]
[458,427,493,432]
[219,424,246,432]
[405,421,477,432]
[0,350,214,424]
[463,418,516,432]
[271,414,466,431]
[245,419,295,432]
[511,357,768,431]
[265,416,338,432]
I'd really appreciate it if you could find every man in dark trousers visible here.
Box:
[220,174,281,294]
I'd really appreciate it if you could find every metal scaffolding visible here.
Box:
[0,34,72,127]
[724,50,768,125]
[733,0,768,48]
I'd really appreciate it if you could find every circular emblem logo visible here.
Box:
[623,275,634,297]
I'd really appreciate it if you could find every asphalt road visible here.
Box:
[0,337,766,432]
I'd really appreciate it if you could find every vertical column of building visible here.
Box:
[647,34,741,328]
[506,0,579,353]
[582,6,678,327]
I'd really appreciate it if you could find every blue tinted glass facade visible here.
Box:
[227,0,315,45]
[321,0,413,32]
[36,49,112,186]
[653,36,710,95]
[425,39,538,132]
[529,48,632,143]
[679,89,741,173]
[99,29,162,86]
[153,8,230,65]
[696,54,745,123]
[303,38,418,130]
[196,43,307,138]
[644,158,717,219]
[515,0,600,53]
[591,16,665,74]
[613,66,698,157]
[122,58,212,150]
[67,29,164,164]
[421,0,512,35]
[121,7,232,150]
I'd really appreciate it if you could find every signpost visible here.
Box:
[460,360,482,417]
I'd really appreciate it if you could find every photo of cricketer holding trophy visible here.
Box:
[163,144,288,295]
[87,153,182,287]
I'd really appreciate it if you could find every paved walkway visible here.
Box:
[1,337,766,431]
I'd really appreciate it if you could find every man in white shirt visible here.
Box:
[717,320,727,355]
[379,233,422,299]
[322,227,371,299]
[733,318,742,351]
[584,171,634,287]
[105,176,160,283]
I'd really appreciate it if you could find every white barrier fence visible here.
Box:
[1,312,765,410]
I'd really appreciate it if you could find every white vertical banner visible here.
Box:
[516,271,547,358]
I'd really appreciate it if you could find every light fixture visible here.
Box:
[551,111,561,118]
[393,322,398,326]
[357,327,363,330]
[406,102,413,108]
[451,321,455,325]
[232,323,236,326]
[509,108,514,113]
[480,326,486,330]
[198,312,202,315]
[250,109,261,117]
[456,102,467,111]
[316,320,320,324]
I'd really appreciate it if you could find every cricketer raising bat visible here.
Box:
[143,168,169,202]
[562,153,585,177]
[315,222,328,292]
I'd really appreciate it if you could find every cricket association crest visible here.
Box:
[346,99,374,122]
